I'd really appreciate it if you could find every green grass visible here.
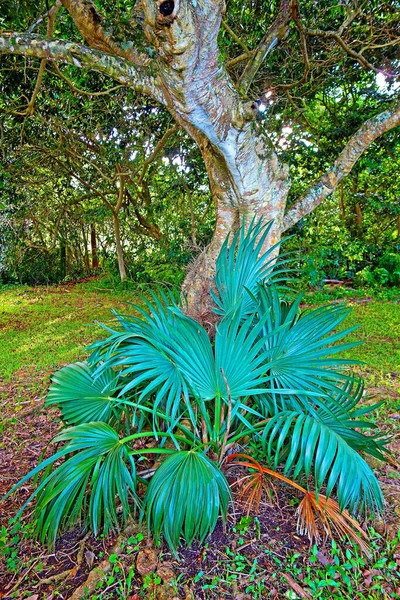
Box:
[302,287,400,381]
[0,281,137,379]
[341,300,400,377]
[1,282,399,381]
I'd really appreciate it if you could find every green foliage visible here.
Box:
[0,242,66,286]
[287,181,400,291]
[1,0,398,293]
[262,411,383,513]
[378,252,400,285]
[3,219,388,554]
[46,362,125,426]
[354,253,400,288]
[289,535,400,599]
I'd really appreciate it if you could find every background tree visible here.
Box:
[0,0,399,305]
[1,58,212,283]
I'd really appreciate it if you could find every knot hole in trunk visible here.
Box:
[159,0,175,16]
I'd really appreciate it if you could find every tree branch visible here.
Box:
[222,20,252,59]
[60,0,150,67]
[272,2,309,91]
[49,63,127,96]
[124,187,162,240]
[305,28,388,76]
[282,100,400,231]
[238,0,293,95]
[23,1,62,116]
[33,147,116,211]
[138,125,178,185]
[115,164,125,213]
[0,34,166,105]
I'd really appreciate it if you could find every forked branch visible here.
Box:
[61,0,150,66]
[238,0,294,95]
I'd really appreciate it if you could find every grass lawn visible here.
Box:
[0,281,399,600]
[0,280,138,380]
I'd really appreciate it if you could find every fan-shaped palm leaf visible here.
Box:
[6,423,138,548]
[251,285,364,418]
[212,218,289,319]
[90,304,215,427]
[46,362,125,425]
[89,301,280,430]
[143,450,230,556]
[261,411,383,514]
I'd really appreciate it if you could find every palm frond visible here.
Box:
[212,218,288,318]
[296,492,370,554]
[143,450,230,556]
[7,423,138,548]
[261,411,383,514]
[46,362,124,425]
[252,285,365,417]
[226,454,370,553]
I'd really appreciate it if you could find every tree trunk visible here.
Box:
[112,212,127,281]
[60,240,67,280]
[182,132,290,312]
[338,181,346,223]
[139,2,290,311]
[90,223,99,269]
[355,203,363,227]
[81,223,90,273]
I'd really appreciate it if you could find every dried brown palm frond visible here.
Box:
[296,492,370,555]
[231,468,277,514]
[226,453,370,554]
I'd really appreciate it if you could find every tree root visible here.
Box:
[33,532,91,587]
[69,522,141,600]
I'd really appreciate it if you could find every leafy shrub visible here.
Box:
[354,252,400,288]
[353,267,376,288]
[3,219,389,554]
[0,246,62,285]
[377,252,400,286]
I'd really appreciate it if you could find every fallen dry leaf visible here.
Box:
[136,547,158,576]
[280,572,312,599]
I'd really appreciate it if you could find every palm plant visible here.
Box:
[4,219,389,555]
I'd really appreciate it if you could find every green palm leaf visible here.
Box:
[6,423,138,548]
[212,218,288,318]
[46,362,124,425]
[90,304,215,427]
[252,285,364,417]
[90,301,279,428]
[261,411,383,514]
[143,450,230,556]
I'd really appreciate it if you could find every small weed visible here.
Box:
[127,532,145,553]
[141,572,162,599]
[284,534,400,599]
